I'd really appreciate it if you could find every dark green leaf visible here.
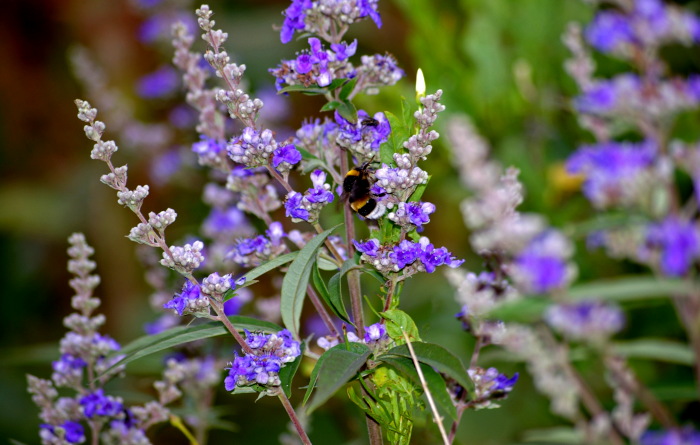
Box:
[407,176,430,202]
[305,342,371,413]
[326,78,347,90]
[651,384,699,401]
[102,317,282,376]
[337,100,358,123]
[381,309,421,343]
[327,258,361,324]
[612,339,695,366]
[339,77,359,100]
[380,356,457,421]
[281,225,341,338]
[381,342,473,394]
[361,267,386,284]
[280,342,306,398]
[320,101,342,112]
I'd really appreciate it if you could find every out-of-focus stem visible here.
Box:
[277,390,312,445]
[307,285,340,337]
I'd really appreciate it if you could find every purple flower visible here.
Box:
[585,12,634,52]
[391,240,422,269]
[284,191,310,221]
[272,144,302,169]
[567,140,656,207]
[419,241,464,273]
[244,329,269,349]
[514,232,569,293]
[492,372,519,393]
[144,314,179,335]
[364,322,387,342]
[136,66,179,99]
[80,389,123,418]
[164,281,202,316]
[52,354,87,373]
[306,170,335,203]
[336,109,392,151]
[640,427,700,445]
[192,136,225,156]
[41,421,85,444]
[545,300,625,341]
[280,0,312,43]
[202,207,250,238]
[354,238,380,257]
[575,81,619,114]
[331,40,358,61]
[266,221,286,244]
[646,217,700,276]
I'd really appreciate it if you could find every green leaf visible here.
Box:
[563,213,647,240]
[380,356,457,421]
[337,100,358,123]
[650,384,699,401]
[381,309,421,343]
[305,342,371,414]
[362,267,387,284]
[327,258,361,324]
[521,427,582,443]
[277,84,329,95]
[339,77,359,100]
[567,276,695,302]
[281,225,341,338]
[381,111,404,165]
[612,339,695,366]
[316,256,338,271]
[484,298,551,323]
[102,317,282,376]
[407,176,430,202]
[381,342,473,394]
[320,101,342,112]
[326,78,347,90]
[280,342,306,398]
[243,252,299,282]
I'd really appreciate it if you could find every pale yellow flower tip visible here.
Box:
[416,68,426,99]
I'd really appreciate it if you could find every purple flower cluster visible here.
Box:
[640,427,700,445]
[585,0,700,56]
[284,170,335,223]
[224,329,301,390]
[387,201,435,230]
[335,110,391,161]
[228,222,287,267]
[575,74,700,118]
[280,0,381,44]
[202,206,251,240]
[467,366,519,407]
[227,127,281,168]
[566,140,656,208]
[545,300,625,342]
[354,237,463,276]
[272,144,302,173]
[163,281,206,316]
[270,38,357,90]
[645,217,700,277]
[40,421,85,444]
[511,231,571,294]
[80,389,123,418]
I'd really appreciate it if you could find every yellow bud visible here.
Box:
[416,68,426,100]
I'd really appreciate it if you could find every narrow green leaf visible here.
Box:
[567,276,695,302]
[339,77,359,100]
[381,309,421,343]
[327,258,361,324]
[379,356,457,421]
[320,101,342,112]
[362,267,386,284]
[281,225,341,338]
[102,317,282,376]
[381,111,402,165]
[337,100,358,123]
[243,252,299,282]
[326,78,347,90]
[522,427,582,443]
[277,84,328,95]
[306,343,371,414]
[311,262,350,324]
[280,342,306,398]
[612,339,695,366]
[407,176,431,202]
[381,342,473,394]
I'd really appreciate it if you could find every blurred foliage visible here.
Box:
[2,0,699,444]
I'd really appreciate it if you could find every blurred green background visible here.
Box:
[2,0,699,444]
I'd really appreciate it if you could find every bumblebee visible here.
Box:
[343,163,385,219]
